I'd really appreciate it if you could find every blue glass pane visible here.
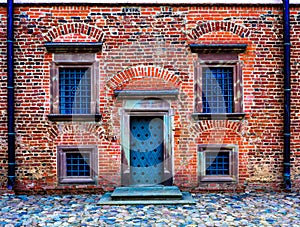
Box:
[206,152,230,175]
[66,153,90,177]
[59,68,91,114]
[202,67,233,113]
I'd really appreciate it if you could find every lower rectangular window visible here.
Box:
[58,145,98,184]
[198,144,238,182]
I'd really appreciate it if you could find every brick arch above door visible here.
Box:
[106,65,182,91]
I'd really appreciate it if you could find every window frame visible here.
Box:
[57,145,98,184]
[198,144,238,183]
[190,44,247,121]
[49,53,101,122]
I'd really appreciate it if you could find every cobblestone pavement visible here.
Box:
[0,192,299,226]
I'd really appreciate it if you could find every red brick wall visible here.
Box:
[290,6,300,190]
[0,4,299,193]
[0,6,7,189]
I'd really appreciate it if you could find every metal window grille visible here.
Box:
[202,67,233,113]
[66,153,91,177]
[59,68,91,114]
[205,151,230,175]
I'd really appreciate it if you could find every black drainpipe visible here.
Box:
[7,0,15,190]
[283,0,291,190]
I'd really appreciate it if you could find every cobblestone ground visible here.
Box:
[0,192,299,226]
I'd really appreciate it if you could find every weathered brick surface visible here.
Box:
[0,7,7,189]
[290,6,300,190]
[0,4,299,193]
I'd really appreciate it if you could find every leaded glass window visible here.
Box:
[58,146,97,184]
[193,54,244,120]
[59,68,91,114]
[205,151,230,175]
[49,53,100,121]
[198,144,238,182]
[202,67,233,113]
[66,153,91,177]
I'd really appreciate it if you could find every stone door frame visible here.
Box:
[120,98,173,186]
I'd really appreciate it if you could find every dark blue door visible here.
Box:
[130,116,164,186]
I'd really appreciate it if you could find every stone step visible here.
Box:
[98,192,196,205]
[111,186,183,200]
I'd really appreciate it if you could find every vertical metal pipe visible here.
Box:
[7,0,15,190]
[283,0,291,190]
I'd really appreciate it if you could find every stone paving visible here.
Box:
[0,192,299,226]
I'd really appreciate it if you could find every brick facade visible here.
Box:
[0,3,300,193]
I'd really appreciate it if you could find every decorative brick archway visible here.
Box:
[44,22,105,42]
[188,21,251,40]
[107,65,182,90]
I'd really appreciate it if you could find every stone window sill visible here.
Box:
[48,114,102,122]
[59,178,96,184]
[199,176,237,183]
[192,113,246,121]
